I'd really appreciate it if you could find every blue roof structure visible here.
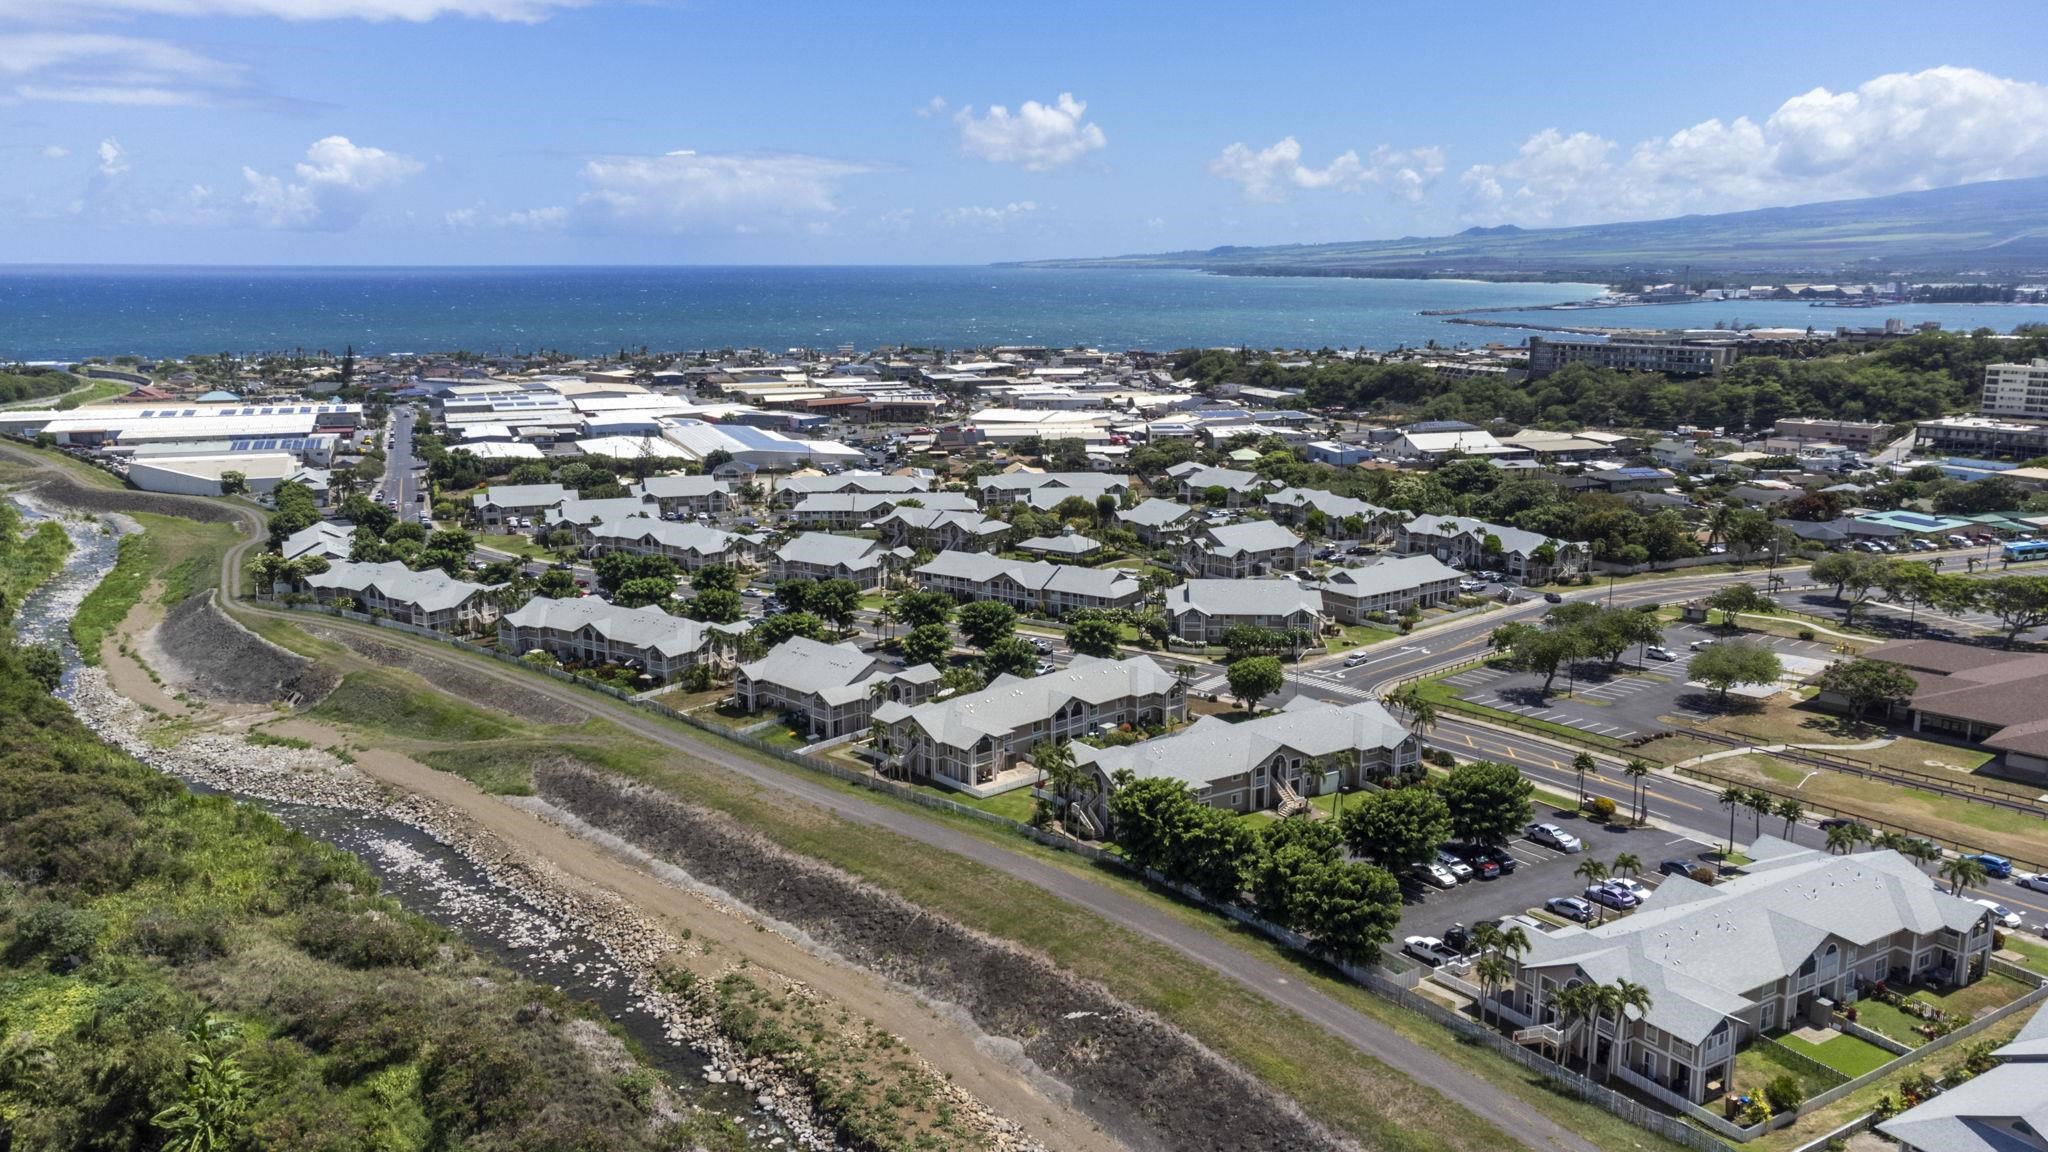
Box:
[1856,510,1974,533]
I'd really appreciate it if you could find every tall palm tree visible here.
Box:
[1612,852,1642,880]
[1573,751,1597,808]
[1033,740,1086,825]
[1574,857,1611,922]
[1383,682,1439,738]
[1474,952,1517,1029]
[1623,758,1651,826]
[1555,984,1602,1072]
[1825,821,1860,855]
[1745,788,1774,837]
[1940,855,1987,896]
[1775,797,1805,838]
[1897,836,1941,867]
[1719,786,1746,865]
[1604,979,1654,1078]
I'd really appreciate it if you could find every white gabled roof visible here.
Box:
[1118,498,1196,529]
[775,531,883,568]
[471,482,572,509]
[304,560,495,613]
[1197,519,1304,556]
[502,594,741,658]
[1074,696,1410,788]
[887,655,1178,751]
[1320,554,1462,598]
[1164,578,1322,619]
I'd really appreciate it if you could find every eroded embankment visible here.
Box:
[538,761,1352,1152]
[151,592,340,703]
[17,469,247,523]
[298,619,586,724]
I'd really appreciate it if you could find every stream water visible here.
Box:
[7,495,780,1146]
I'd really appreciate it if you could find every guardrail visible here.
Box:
[261,598,1736,1152]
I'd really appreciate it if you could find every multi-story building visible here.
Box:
[580,519,755,570]
[1394,515,1581,583]
[1772,418,1892,451]
[732,636,941,739]
[1171,464,1274,507]
[1262,487,1399,535]
[630,474,736,517]
[498,595,744,681]
[470,483,574,528]
[874,655,1187,795]
[1527,336,1736,378]
[1076,697,1417,825]
[768,532,904,587]
[770,472,930,509]
[1503,839,1995,1105]
[1318,555,1463,623]
[1183,520,1310,578]
[301,560,500,634]
[1162,579,1324,643]
[1982,359,2048,421]
[913,550,1143,616]
[974,471,1131,508]
[872,507,1011,553]
[783,491,976,531]
[1116,497,1199,545]
[1915,416,2048,459]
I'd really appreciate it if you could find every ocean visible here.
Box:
[2,264,2043,361]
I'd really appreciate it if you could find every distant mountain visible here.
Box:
[1016,177,2048,281]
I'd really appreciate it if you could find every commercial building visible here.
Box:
[1772,418,1892,450]
[0,400,363,447]
[127,452,300,496]
[1982,358,2048,421]
[1076,697,1417,825]
[1505,838,1996,1105]
[1837,639,2048,781]
[731,636,941,740]
[1526,336,1736,378]
[498,595,746,681]
[873,655,1187,797]
[1162,579,1324,643]
[912,550,1143,616]
[1915,417,2048,459]
[1317,555,1464,623]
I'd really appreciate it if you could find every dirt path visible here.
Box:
[102,587,190,717]
[257,717,1123,1152]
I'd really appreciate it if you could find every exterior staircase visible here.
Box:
[1513,1024,1564,1051]
[1274,777,1310,819]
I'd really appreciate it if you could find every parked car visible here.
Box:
[1605,877,1654,904]
[1442,920,1503,956]
[1945,535,1972,548]
[1034,661,1057,676]
[2016,872,2048,894]
[1410,861,1459,890]
[1543,591,1564,603]
[1658,857,1703,877]
[1545,896,1594,923]
[1909,538,1937,552]
[1965,853,2013,879]
[1645,645,1676,661]
[1525,823,1583,853]
[1817,817,1859,832]
[1690,638,1715,650]
[1435,850,1474,883]
[1030,637,1054,653]
[1585,884,1637,910]
[1455,847,1501,879]
[1972,899,2024,929]
[1464,844,1518,875]
[1403,936,1461,967]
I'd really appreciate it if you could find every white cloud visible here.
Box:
[0,32,244,106]
[1460,66,2048,225]
[955,92,1105,170]
[96,138,127,176]
[41,144,69,158]
[240,135,422,229]
[915,96,948,118]
[0,0,585,22]
[444,205,479,227]
[942,200,1038,228]
[573,149,876,231]
[499,205,566,229]
[1209,137,1445,203]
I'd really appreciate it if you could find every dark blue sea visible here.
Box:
[3,265,2043,361]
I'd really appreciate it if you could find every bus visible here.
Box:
[2003,540,2048,564]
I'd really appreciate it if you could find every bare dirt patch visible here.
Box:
[102,588,190,717]
[296,619,583,724]
[537,761,1349,1152]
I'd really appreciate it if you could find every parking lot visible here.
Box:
[1395,823,1716,945]
[1440,620,1844,740]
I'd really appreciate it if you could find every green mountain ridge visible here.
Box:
[1014,177,2048,281]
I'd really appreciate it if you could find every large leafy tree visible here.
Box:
[807,578,863,629]
[755,611,826,647]
[892,589,956,629]
[593,551,678,597]
[1439,760,1533,846]
[684,587,744,624]
[1107,777,1199,872]
[1815,658,1918,722]
[689,564,738,592]
[1298,859,1403,965]
[1981,575,2048,647]
[1337,785,1451,869]
[612,575,677,609]
[1705,582,1772,629]
[957,600,1018,650]
[1225,656,1285,713]
[1689,640,1782,702]
[900,623,954,667]
[982,635,1040,680]
[1809,552,1888,625]
[1065,613,1122,658]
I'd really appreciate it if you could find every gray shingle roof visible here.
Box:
[1320,555,1462,598]
[738,636,882,696]
[1197,520,1304,556]
[914,551,1139,600]
[1020,533,1103,556]
[632,475,730,500]
[1521,839,1994,1044]
[1399,514,1558,559]
[1164,578,1322,618]
[1074,696,1409,788]
[886,654,1178,751]
[545,496,659,527]
[1180,466,1266,493]
[1118,498,1196,529]
[1264,487,1391,522]
[587,519,739,555]
[502,595,741,658]
[471,482,572,509]
[775,532,883,568]
[304,560,494,613]
[1877,1047,2048,1152]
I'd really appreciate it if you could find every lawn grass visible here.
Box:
[1680,752,2048,865]
[2001,935,2048,977]
[1736,1040,1845,1102]
[70,512,242,662]
[1323,623,1402,653]
[1700,698,2002,780]
[1772,1030,1895,1078]
[309,668,512,742]
[899,778,1040,823]
[419,742,540,795]
[1849,998,1929,1048]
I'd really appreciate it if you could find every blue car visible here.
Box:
[1966,853,2013,879]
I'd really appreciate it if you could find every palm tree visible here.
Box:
[1719,786,1746,865]
[1574,857,1611,923]
[1612,852,1642,880]
[1745,788,1774,837]
[1940,855,1987,896]
[1383,682,1439,738]
[1623,758,1651,826]
[1474,952,1517,1029]
[1604,979,1654,1078]
[1555,984,1602,1072]
[1825,821,1861,854]
[1896,836,1941,867]
[1775,797,1805,838]
[1032,740,1086,826]
[1573,751,1597,808]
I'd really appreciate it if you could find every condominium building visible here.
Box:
[1162,579,1324,643]
[1394,515,1582,583]
[1527,336,1736,378]
[498,595,745,681]
[731,636,941,740]
[301,560,500,634]
[1183,520,1310,578]
[1982,359,2048,421]
[913,550,1143,616]
[1318,554,1463,623]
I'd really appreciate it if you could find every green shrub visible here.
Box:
[1763,1072,1806,1111]
[295,906,444,970]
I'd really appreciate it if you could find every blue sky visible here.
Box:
[5,0,2047,265]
